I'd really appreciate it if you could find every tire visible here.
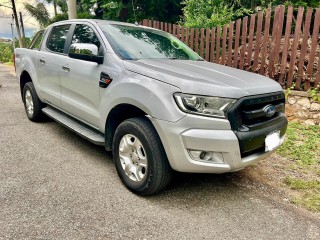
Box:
[23,82,45,122]
[113,117,172,195]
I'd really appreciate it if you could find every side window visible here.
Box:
[71,24,101,49]
[46,24,71,53]
[30,31,44,50]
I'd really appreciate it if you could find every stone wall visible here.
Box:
[285,90,320,125]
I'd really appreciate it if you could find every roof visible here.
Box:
[50,19,140,27]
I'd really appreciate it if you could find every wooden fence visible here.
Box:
[141,5,320,91]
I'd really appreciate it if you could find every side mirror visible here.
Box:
[68,43,104,64]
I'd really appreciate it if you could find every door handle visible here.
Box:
[62,66,70,72]
[39,58,45,64]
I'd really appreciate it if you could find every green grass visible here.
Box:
[292,194,320,212]
[277,122,320,213]
[277,122,320,165]
[284,177,320,190]
[4,62,14,66]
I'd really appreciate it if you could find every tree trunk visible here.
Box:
[119,0,130,22]
[53,1,57,17]
[67,0,77,19]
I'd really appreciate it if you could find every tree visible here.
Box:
[88,0,182,23]
[181,0,251,28]
[24,2,50,27]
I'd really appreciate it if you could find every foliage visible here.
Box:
[48,12,94,25]
[97,0,182,23]
[180,0,320,28]
[284,177,320,190]
[237,0,320,9]
[24,2,50,27]
[284,83,296,100]
[284,176,320,212]
[181,0,252,28]
[0,43,13,63]
[276,122,320,213]
[277,122,320,165]
[307,84,320,103]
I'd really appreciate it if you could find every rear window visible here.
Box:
[29,30,44,50]
[46,24,71,53]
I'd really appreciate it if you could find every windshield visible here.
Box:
[99,24,201,61]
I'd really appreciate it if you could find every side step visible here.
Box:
[42,106,105,146]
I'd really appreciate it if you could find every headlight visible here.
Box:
[174,93,236,118]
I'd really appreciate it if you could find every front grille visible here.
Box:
[227,92,287,157]
[228,92,285,131]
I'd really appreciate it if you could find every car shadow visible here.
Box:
[49,121,259,207]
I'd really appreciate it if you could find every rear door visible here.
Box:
[37,24,72,107]
[60,23,105,127]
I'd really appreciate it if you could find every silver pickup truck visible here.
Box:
[15,19,287,195]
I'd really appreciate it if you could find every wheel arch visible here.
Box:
[105,103,153,151]
[20,70,33,99]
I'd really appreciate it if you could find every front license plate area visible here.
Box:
[265,131,281,152]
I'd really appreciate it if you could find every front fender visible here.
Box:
[98,74,186,131]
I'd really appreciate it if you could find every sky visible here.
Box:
[0,0,54,39]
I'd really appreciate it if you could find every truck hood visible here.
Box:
[123,59,283,99]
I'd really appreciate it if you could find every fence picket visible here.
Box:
[287,7,304,88]
[306,8,320,90]
[173,24,176,36]
[143,19,147,26]
[190,28,195,51]
[296,8,313,89]
[279,6,293,86]
[227,22,234,67]
[221,25,228,65]
[185,28,189,45]
[253,11,263,71]
[177,25,181,39]
[200,28,205,57]
[239,16,248,69]
[316,58,320,87]
[210,27,216,62]
[246,14,256,70]
[273,6,285,77]
[205,28,210,61]
[233,19,241,68]
[195,28,199,53]
[260,8,271,75]
[215,27,221,63]
[181,27,185,42]
[268,6,280,77]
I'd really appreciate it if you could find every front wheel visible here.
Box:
[113,117,172,195]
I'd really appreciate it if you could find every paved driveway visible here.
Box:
[0,64,319,239]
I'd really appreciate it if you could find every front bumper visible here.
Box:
[150,114,286,173]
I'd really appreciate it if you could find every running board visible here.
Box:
[42,106,105,146]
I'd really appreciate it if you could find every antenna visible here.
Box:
[131,0,138,24]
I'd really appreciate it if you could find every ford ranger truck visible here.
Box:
[15,20,287,195]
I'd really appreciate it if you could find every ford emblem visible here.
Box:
[263,104,276,118]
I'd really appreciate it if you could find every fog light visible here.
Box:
[188,150,224,163]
